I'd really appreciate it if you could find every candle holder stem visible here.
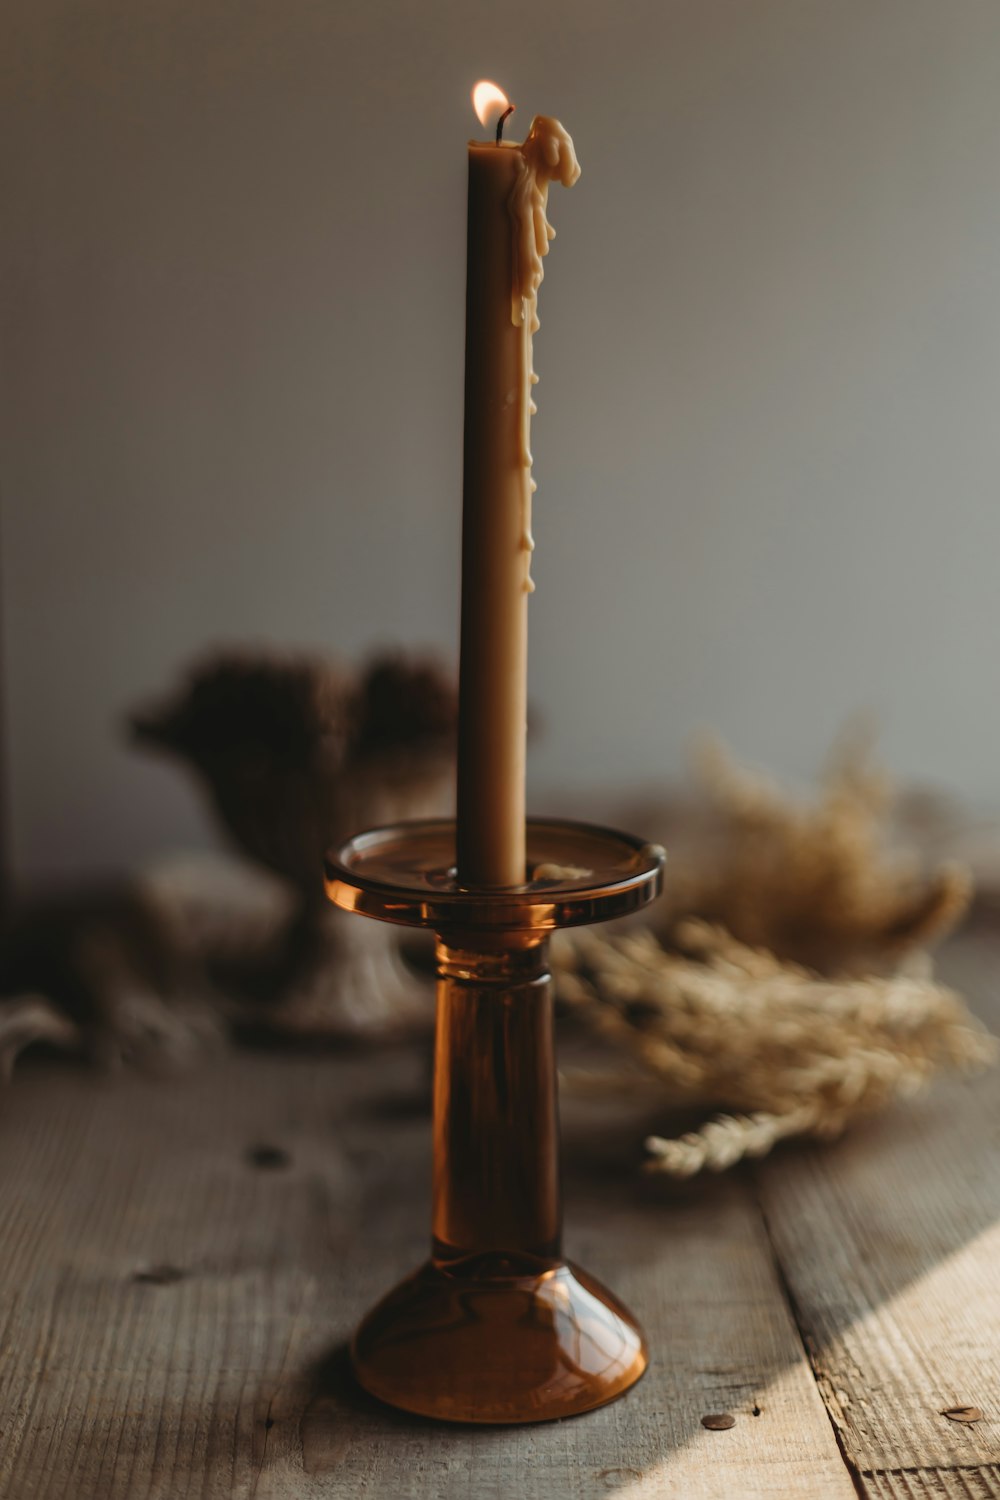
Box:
[432,936,560,1271]
[326,818,664,1424]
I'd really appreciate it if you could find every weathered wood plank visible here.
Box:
[862,1468,1000,1499]
[754,931,1000,1496]
[0,1040,854,1499]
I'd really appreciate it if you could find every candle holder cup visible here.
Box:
[325,817,664,1424]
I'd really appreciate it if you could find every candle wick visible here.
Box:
[496,104,514,144]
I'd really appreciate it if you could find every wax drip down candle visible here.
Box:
[455,82,581,890]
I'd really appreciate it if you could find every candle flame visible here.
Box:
[472,80,511,128]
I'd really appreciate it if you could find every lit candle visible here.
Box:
[455,81,581,888]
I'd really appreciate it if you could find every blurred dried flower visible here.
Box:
[0,648,458,1072]
[657,729,971,974]
[132,647,457,890]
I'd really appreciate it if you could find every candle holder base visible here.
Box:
[325,819,665,1426]
[352,1257,646,1424]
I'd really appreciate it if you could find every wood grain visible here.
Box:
[0,1039,853,1499]
[862,1470,1000,1499]
[754,931,1000,1497]
[3,930,997,1497]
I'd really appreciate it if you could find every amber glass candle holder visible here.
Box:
[324,818,664,1425]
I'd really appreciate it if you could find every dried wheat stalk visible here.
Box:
[554,736,993,1176]
[554,921,994,1176]
[659,730,972,974]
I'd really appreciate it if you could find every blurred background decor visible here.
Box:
[0,648,457,1071]
[131,646,457,1036]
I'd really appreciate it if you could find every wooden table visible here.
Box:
[1,931,998,1499]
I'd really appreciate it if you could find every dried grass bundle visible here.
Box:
[555,922,994,1176]
[554,736,992,1175]
[657,730,971,974]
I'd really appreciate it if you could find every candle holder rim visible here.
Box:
[324,815,665,933]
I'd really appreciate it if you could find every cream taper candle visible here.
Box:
[455,82,580,888]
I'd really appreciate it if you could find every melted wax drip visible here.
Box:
[506,118,581,594]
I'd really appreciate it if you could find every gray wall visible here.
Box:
[4,0,1000,884]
